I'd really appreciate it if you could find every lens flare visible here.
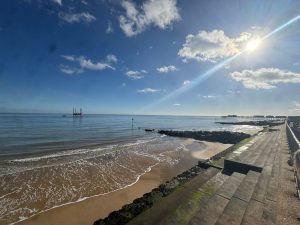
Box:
[138,14,300,113]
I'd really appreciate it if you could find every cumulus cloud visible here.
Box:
[173,103,181,106]
[183,80,191,85]
[61,54,117,74]
[178,30,252,63]
[230,68,300,89]
[125,70,147,80]
[119,0,180,37]
[59,12,96,23]
[137,88,160,93]
[157,65,178,73]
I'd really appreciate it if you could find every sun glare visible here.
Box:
[245,39,261,52]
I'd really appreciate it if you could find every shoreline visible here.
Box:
[9,130,259,225]
[14,140,231,225]
[15,160,191,225]
[12,163,159,225]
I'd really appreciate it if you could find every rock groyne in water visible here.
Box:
[158,130,250,144]
[93,130,252,225]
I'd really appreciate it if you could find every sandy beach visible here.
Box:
[15,139,231,225]
[16,165,165,225]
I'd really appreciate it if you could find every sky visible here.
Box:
[0,0,300,116]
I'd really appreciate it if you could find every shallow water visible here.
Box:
[0,114,261,224]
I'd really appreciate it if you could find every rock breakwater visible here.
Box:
[157,130,250,144]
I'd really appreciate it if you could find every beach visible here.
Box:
[14,139,231,225]
[0,114,263,225]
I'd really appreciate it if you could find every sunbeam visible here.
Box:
[138,14,300,113]
[262,14,300,40]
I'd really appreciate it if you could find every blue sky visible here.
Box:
[1,0,300,115]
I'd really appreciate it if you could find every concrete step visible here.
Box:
[214,197,248,225]
[237,134,272,166]
[245,132,278,165]
[214,171,261,225]
[253,133,279,168]
[189,172,245,225]
[217,172,246,199]
[251,165,272,203]
[188,194,229,225]
[233,171,261,202]
[265,154,280,202]
[242,141,280,225]
[232,134,268,162]
[261,199,277,225]
[241,199,264,225]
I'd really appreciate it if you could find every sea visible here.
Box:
[0,113,259,224]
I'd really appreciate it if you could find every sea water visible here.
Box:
[0,113,259,224]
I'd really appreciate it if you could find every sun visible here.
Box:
[245,39,261,52]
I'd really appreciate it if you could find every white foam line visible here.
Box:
[10,162,160,225]
[1,145,153,177]
[9,145,116,163]
[9,139,156,163]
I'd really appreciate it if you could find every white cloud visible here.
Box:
[202,95,218,98]
[61,55,75,61]
[81,0,88,5]
[106,54,118,63]
[178,30,252,63]
[106,21,114,34]
[52,0,62,5]
[119,0,180,37]
[59,12,96,23]
[157,65,178,73]
[125,70,147,80]
[137,88,160,93]
[173,103,181,106]
[293,62,299,66]
[230,68,300,89]
[122,82,126,87]
[77,57,114,70]
[60,65,83,75]
[183,80,191,85]
[61,54,117,73]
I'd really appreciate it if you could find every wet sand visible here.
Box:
[190,141,232,159]
[17,165,164,225]
[16,140,230,225]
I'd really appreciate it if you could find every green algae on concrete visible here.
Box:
[159,183,219,225]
